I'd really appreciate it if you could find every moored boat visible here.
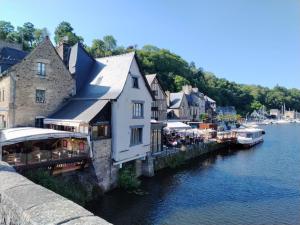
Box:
[234,128,264,148]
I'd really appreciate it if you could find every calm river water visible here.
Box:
[87,124,300,225]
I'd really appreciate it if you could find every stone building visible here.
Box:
[166,91,190,121]
[182,85,206,121]
[0,38,75,128]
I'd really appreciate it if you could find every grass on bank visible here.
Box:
[25,169,96,206]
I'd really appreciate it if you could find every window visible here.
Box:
[36,89,45,103]
[37,62,46,76]
[0,115,6,128]
[132,77,139,88]
[133,102,144,118]
[35,117,44,128]
[152,90,158,96]
[91,124,111,140]
[130,127,143,145]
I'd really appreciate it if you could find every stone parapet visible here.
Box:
[0,161,112,225]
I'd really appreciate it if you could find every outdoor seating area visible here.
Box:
[0,127,90,171]
[2,138,89,166]
[163,122,204,148]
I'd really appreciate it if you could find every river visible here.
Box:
[87,124,300,225]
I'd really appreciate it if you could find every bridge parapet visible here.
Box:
[0,161,112,225]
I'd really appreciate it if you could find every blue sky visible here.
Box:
[1,0,300,88]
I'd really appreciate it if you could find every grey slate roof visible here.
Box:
[49,45,154,122]
[169,92,185,109]
[0,47,27,73]
[49,99,109,123]
[68,43,95,92]
[75,52,135,99]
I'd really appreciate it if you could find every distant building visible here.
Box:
[166,91,190,121]
[269,109,281,118]
[284,110,296,119]
[182,85,205,121]
[217,106,237,116]
[204,95,217,122]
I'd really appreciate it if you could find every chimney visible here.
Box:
[56,36,70,67]
[165,91,170,107]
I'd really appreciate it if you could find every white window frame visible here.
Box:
[37,62,46,76]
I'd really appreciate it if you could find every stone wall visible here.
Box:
[0,161,112,225]
[0,41,22,51]
[153,142,229,171]
[92,139,119,192]
[3,38,75,127]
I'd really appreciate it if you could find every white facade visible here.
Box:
[111,58,152,164]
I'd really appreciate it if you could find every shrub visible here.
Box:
[165,153,186,169]
[25,169,90,206]
[118,165,140,190]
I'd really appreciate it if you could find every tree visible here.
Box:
[54,21,83,45]
[33,28,50,46]
[103,35,117,52]
[174,75,190,91]
[17,22,36,47]
[199,113,208,122]
[89,39,106,57]
[251,100,263,111]
[0,20,14,40]
[5,31,21,43]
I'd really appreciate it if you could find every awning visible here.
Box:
[0,127,89,146]
[165,122,192,130]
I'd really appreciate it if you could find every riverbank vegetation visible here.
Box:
[118,165,141,190]
[25,169,99,206]
[2,20,300,115]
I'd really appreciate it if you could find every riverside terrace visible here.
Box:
[0,127,91,174]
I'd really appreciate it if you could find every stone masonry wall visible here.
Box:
[92,139,119,192]
[0,41,22,50]
[0,161,112,225]
[153,142,229,171]
[9,38,75,127]
[0,76,11,128]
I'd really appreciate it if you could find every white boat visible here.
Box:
[234,128,264,148]
[274,120,290,124]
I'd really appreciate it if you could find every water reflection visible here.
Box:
[87,124,300,225]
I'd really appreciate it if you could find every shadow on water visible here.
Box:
[87,124,300,225]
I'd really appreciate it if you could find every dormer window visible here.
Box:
[37,62,46,76]
[132,77,139,88]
